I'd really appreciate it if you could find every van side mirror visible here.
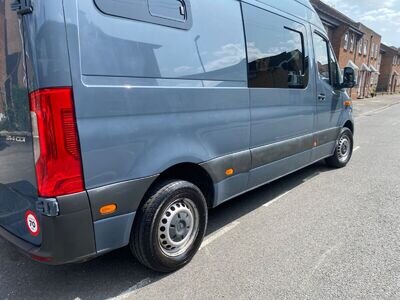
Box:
[341,67,356,89]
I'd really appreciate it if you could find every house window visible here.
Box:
[375,45,379,59]
[350,34,355,52]
[371,43,375,59]
[394,56,398,65]
[358,39,363,54]
[344,33,349,50]
[363,40,368,56]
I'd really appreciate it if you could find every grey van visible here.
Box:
[0,0,355,272]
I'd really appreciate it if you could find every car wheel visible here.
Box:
[326,127,354,168]
[130,180,208,273]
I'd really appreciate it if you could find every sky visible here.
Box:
[322,0,400,47]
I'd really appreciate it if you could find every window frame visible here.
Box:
[358,39,363,54]
[350,33,354,52]
[284,26,307,76]
[371,43,375,59]
[93,0,193,30]
[344,32,349,50]
[246,19,310,90]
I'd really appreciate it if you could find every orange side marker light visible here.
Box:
[100,204,117,215]
[225,168,234,176]
[344,100,352,108]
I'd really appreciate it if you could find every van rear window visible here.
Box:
[244,6,309,89]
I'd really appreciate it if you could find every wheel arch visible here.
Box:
[140,162,215,210]
[343,120,354,135]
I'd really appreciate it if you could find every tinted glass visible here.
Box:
[148,0,186,22]
[244,7,309,89]
[329,46,340,86]
[94,0,191,30]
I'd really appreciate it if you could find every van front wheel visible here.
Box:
[326,127,353,168]
[130,180,208,273]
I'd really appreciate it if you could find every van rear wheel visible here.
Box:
[326,127,353,168]
[130,180,208,273]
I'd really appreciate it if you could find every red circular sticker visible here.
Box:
[25,210,40,237]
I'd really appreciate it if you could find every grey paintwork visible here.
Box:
[63,0,250,192]
[23,0,72,91]
[0,0,353,260]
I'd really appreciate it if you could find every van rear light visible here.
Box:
[29,88,84,197]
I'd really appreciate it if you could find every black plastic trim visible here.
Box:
[201,127,341,183]
[201,150,251,183]
[87,175,158,221]
[0,192,97,265]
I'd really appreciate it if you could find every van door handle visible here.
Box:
[318,93,326,101]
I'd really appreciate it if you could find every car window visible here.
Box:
[313,33,331,85]
[244,5,309,89]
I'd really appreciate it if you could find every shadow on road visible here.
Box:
[0,161,332,300]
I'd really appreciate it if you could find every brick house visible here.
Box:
[0,1,6,120]
[353,23,382,98]
[377,44,400,94]
[310,0,382,99]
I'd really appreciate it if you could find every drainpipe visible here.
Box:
[352,33,359,98]
[366,34,373,97]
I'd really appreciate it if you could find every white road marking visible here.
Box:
[263,191,291,208]
[353,146,360,152]
[200,221,240,250]
[355,102,400,119]
[107,278,153,300]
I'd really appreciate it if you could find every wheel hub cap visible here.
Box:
[158,199,199,257]
[337,135,351,162]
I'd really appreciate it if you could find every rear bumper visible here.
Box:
[0,192,97,265]
[0,175,157,264]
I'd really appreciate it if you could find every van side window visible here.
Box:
[94,0,191,30]
[148,0,187,22]
[314,34,330,84]
[313,33,340,87]
[329,46,341,87]
[244,8,309,89]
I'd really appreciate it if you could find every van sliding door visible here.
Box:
[242,3,315,188]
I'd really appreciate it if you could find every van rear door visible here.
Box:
[0,0,41,246]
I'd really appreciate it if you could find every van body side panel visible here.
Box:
[23,0,72,91]
[63,0,251,200]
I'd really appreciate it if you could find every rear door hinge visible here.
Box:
[11,0,33,15]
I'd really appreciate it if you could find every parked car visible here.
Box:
[0,0,355,272]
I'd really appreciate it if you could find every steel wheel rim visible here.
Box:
[157,198,199,257]
[337,135,351,162]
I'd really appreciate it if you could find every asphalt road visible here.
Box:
[1,95,400,300]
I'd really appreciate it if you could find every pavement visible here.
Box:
[1,94,400,300]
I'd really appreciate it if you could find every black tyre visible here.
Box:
[130,180,208,273]
[326,127,353,168]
